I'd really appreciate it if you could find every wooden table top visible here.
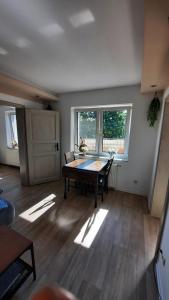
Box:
[0,225,32,273]
[65,159,108,172]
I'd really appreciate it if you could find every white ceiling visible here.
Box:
[0,0,144,93]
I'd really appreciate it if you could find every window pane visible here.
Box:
[6,112,18,149]
[11,114,18,144]
[77,111,96,152]
[102,110,127,154]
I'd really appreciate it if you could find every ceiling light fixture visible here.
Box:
[0,47,8,55]
[16,37,31,48]
[69,9,95,28]
[40,23,64,37]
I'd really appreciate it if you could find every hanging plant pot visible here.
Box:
[147,93,161,127]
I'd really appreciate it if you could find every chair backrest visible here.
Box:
[105,157,114,177]
[64,151,75,164]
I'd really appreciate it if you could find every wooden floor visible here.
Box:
[0,165,160,300]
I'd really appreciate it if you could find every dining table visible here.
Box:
[62,158,108,208]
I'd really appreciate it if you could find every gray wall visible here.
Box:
[149,88,169,216]
[148,93,165,211]
[55,85,159,196]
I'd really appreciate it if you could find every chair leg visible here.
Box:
[101,184,104,202]
[64,178,67,199]
[84,183,88,196]
[80,183,83,195]
[94,191,97,208]
[68,179,70,192]
[106,177,108,193]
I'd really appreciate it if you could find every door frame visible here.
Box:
[16,107,30,185]
[153,179,169,299]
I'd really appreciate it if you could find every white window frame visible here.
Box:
[72,104,132,161]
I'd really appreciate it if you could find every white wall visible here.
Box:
[148,93,165,209]
[0,94,44,166]
[149,87,169,216]
[55,85,159,196]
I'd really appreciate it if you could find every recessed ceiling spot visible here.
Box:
[69,9,95,28]
[16,37,32,48]
[0,47,8,55]
[40,23,64,37]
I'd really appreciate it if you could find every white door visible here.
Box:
[26,109,60,185]
[156,193,169,300]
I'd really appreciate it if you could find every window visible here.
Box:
[102,110,128,154]
[5,111,18,149]
[73,105,132,160]
[76,111,97,152]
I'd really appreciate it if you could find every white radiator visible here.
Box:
[109,164,119,189]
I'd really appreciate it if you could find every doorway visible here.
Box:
[0,103,21,193]
[0,104,20,168]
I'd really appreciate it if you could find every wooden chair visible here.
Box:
[97,176,105,203]
[64,151,76,191]
[64,151,75,164]
[82,158,114,204]
[81,176,105,205]
[90,160,113,204]
[85,160,112,204]
[99,157,114,193]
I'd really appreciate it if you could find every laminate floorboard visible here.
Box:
[0,165,160,300]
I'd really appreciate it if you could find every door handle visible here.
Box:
[160,249,166,266]
[56,142,59,151]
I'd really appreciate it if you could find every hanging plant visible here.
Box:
[147,93,161,127]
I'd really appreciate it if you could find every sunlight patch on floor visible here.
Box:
[56,215,79,230]
[19,194,56,222]
[74,208,108,248]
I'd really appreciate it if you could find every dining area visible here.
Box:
[62,152,114,208]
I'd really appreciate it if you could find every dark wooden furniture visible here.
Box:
[64,151,76,191]
[99,157,114,192]
[62,159,108,208]
[0,225,36,300]
[64,151,75,164]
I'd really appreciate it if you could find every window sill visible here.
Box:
[74,152,128,162]
[114,157,128,163]
[7,147,19,151]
